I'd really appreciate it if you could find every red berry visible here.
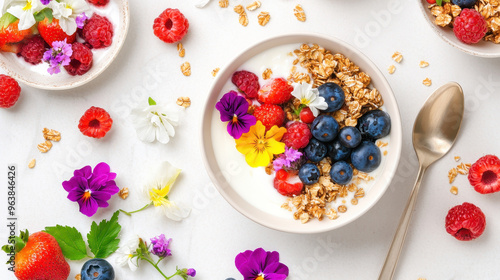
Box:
[20,35,46,65]
[273,169,303,197]
[258,78,294,105]
[453,9,488,44]
[78,106,113,139]
[0,20,32,46]
[153,8,189,44]
[0,75,21,108]
[445,202,486,241]
[232,70,260,99]
[468,155,500,194]
[426,0,436,3]
[299,107,315,124]
[253,104,285,131]
[64,42,93,76]
[282,122,312,149]
[38,18,76,47]
[87,0,110,7]
[81,14,113,49]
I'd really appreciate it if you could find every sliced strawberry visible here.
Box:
[468,154,500,194]
[0,18,32,51]
[273,169,303,197]
[258,77,294,105]
[253,104,285,131]
[38,18,76,47]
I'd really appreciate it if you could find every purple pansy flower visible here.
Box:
[235,248,289,280]
[43,39,73,75]
[186,268,196,277]
[215,91,256,139]
[149,234,172,258]
[62,162,119,217]
[273,147,303,171]
[41,0,51,5]
[76,12,88,29]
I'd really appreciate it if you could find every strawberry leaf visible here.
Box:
[148,97,157,106]
[87,211,121,259]
[33,8,53,24]
[0,13,18,29]
[44,226,87,260]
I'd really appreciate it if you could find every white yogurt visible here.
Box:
[211,43,391,220]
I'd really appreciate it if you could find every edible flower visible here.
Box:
[215,91,256,139]
[119,161,190,221]
[130,97,181,144]
[273,147,303,171]
[75,12,87,28]
[235,121,286,168]
[291,82,328,117]
[115,236,140,272]
[5,0,44,30]
[235,248,289,280]
[62,162,119,217]
[42,39,72,75]
[150,234,172,258]
[40,0,50,5]
[50,0,90,35]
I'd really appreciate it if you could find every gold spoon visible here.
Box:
[378,82,464,280]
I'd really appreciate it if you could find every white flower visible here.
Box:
[115,237,140,272]
[130,101,181,144]
[141,161,191,221]
[291,82,328,117]
[49,0,89,35]
[5,0,44,30]
[195,0,211,8]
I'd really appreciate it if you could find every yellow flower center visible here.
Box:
[300,97,310,105]
[148,184,170,207]
[128,254,133,259]
[255,275,265,280]
[232,115,238,124]
[23,1,32,11]
[83,190,92,201]
[255,139,266,152]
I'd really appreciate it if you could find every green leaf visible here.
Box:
[44,226,87,260]
[33,8,53,24]
[0,13,18,29]
[1,245,12,254]
[87,211,121,259]
[148,97,157,106]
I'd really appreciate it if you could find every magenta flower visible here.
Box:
[43,39,73,75]
[149,234,172,258]
[215,91,256,139]
[273,147,303,171]
[41,0,51,4]
[62,162,119,217]
[235,248,289,280]
[76,12,88,29]
[186,268,196,277]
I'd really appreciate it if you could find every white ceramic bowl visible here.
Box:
[418,0,500,57]
[0,0,130,90]
[201,33,402,234]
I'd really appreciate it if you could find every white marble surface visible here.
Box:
[1,0,500,279]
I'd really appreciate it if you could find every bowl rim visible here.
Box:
[0,0,130,90]
[417,0,500,58]
[200,33,403,234]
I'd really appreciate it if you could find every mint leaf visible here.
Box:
[87,211,121,259]
[44,226,87,260]
[148,97,157,106]
[0,13,18,29]
[33,8,53,24]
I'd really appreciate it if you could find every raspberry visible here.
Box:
[445,202,486,241]
[87,0,110,7]
[19,35,46,65]
[299,107,315,124]
[258,78,294,105]
[253,104,285,131]
[273,169,303,197]
[0,75,21,108]
[468,155,500,194]
[81,14,113,49]
[153,8,189,44]
[78,106,113,138]
[282,122,312,149]
[64,42,93,76]
[232,70,260,98]
[453,9,488,44]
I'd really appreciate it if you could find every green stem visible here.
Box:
[142,257,173,279]
[119,203,153,216]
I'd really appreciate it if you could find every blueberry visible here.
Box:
[328,139,351,162]
[338,126,362,148]
[298,163,321,185]
[311,115,339,142]
[351,141,381,173]
[451,0,477,8]
[330,161,353,185]
[358,110,391,140]
[304,138,327,162]
[318,82,345,112]
[81,259,115,280]
[225,278,236,280]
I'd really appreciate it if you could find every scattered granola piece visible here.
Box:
[294,5,306,22]
[118,188,129,200]
[265,163,273,175]
[351,198,358,205]
[388,65,396,74]
[448,167,458,184]
[28,159,36,169]
[219,0,229,8]
[417,278,427,280]
[37,140,53,153]
[435,13,452,26]
[212,67,220,77]
[181,62,191,76]
[338,205,347,213]
[239,13,249,26]
[258,11,270,26]
[262,68,273,80]
[419,61,429,68]
[246,1,261,11]
[234,4,245,14]
[43,128,61,142]
[423,78,432,87]
[450,186,459,195]
[384,150,388,156]
[177,43,185,57]
[392,51,403,63]
[454,156,461,162]
[176,97,191,108]
[75,274,81,280]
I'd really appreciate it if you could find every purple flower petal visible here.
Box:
[76,12,88,29]
[78,197,99,217]
[74,165,92,179]
[235,248,289,279]
[233,95,250,116]
[41,0,51,5]
[227,112,256,139]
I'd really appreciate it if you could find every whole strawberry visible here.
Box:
[258,77,294,105]
[445,202,486,241]
[253,104,285,131]
[0,74,21,108]
[7,230,70,280]
[468,154,500,194]
[38,18,76,47]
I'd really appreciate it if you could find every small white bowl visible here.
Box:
[0,0,130,90]
[201,33,403,234]
[418,0,500,57]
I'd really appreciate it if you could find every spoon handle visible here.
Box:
[378,164,427,280]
